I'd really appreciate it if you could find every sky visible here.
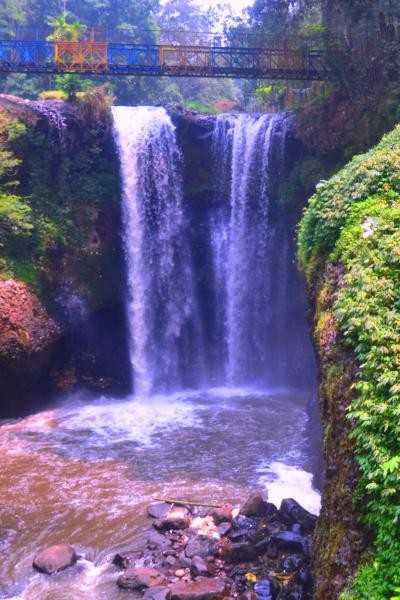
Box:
[196,0,252,14]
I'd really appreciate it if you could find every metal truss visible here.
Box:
[0,39,329,80]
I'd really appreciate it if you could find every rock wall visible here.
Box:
[0,95,129,408]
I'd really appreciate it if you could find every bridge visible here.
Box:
[0,31,328,80]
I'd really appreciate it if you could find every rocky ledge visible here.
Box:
[33,491,317,599]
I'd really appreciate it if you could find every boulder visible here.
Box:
[117,567,166,591]
[148,502,172,520]
[207,505,232,525]
[270,532,309,556]
[185,537,218,559]
[143,586,171,600]
[190,556,215,578]
[219,541,257,564]
[154,507,191,531]
[239,492,270,518]
[32,544,77,574]
[278,499,317,534]
[170,577,227,600]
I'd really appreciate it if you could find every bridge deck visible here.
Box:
[0,40,328,80]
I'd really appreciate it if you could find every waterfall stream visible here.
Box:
[112,106,204,397]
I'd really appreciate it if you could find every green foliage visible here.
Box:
[0,112,33,255]
[298,124,400,277]
[298,123,400,599]
[46,12,87,41]
[55,74,93,102]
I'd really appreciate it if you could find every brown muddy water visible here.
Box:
[0,387,321,599]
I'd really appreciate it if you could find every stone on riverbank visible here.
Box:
[117,567,166,590]
[32,544,77,574]
[170,577,227,600]
[278,498,317,534]
[239,492,270,518]
[155,507,191,531]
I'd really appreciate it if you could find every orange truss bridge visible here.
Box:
[0,33,329,80]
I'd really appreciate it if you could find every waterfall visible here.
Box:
[211,113,291,386]
[112,107,203,397]
[113,107,311,395]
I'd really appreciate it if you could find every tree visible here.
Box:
[55,74,93,101]
[47,13,87,41]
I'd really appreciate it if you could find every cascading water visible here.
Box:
[210,113,304,387]
[112,106,203,397]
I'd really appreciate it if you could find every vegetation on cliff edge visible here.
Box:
[298,124,400,598]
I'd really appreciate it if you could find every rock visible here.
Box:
[190,556,215,578]
[170,577,227,600]
[176,552,193,569]
[155,507,191,531]
[147,531,172,550]
[117,567,166,591]
[148,503,172,520]
[175,569,186,578]
[219,541,257,564]
[229,528,250,542]
[296,567,313,590]
[254,578,280,600]
[143,586,171,600]
[231,515,257,530]
[239,492,270,518]
[32,544,77,574]
[185,537,218,559]
[113,551,142,569]
[216,522,231,537]
[207,505,232,525]
[166,556,177,566]
[270,532,309,556]
[278,499,317,534]
[281,555,303,573]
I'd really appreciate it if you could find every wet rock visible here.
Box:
[219,541,257,564]
[239,492,270,518]
[254,578,280,600]
[113,550,144,569]
[117,567,166,591]
[148,502,172,520]
[190,556,215,578]
[278,499,317,534]
[270,532,309,556]
[207,505,232,525]
[229,528,250,543]
[170,577,227,600]
[231,515,257,530]
[143,586,171,600]
[185,537,218,559]
[33,544,77,574]
[155,507,191,531]
[148,531,172,549]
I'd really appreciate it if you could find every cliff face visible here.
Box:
[0,95,128,407]
[298,124,400,598]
